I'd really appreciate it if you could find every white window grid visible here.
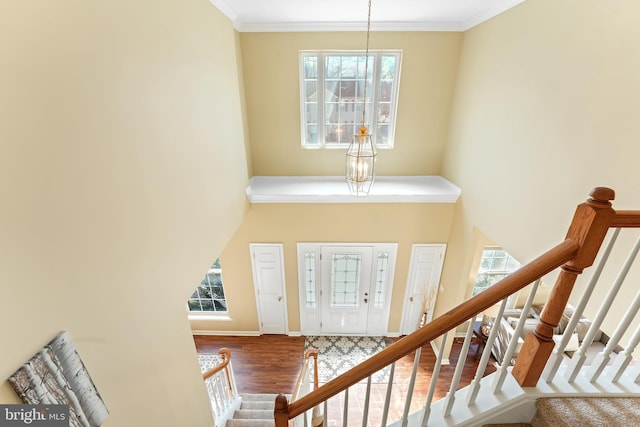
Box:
[300,50,401,149]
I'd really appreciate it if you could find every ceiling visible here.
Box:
[209,0,526,32]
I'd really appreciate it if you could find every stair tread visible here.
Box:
[233,409,273,419]
[240,393,280,401]
[241,401,273,410]
[226,420,274,427]
[532,397,640,427]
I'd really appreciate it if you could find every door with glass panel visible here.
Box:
[297,243,397,335]
[320,246,374,334]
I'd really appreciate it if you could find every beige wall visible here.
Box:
[0,1,248,426]
[442,0,640,338]
[240,31,462,176]
[191,203,456,334]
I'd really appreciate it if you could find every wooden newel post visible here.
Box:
[274,393,290,427]
[512,187,615,386]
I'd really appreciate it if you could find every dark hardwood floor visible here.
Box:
[193,334,497,402]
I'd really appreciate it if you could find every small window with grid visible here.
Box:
[472,248,521,296]
[188,258,228,312]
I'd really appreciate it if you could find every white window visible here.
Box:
[300,51,401,149]
[472,248,521,296]
[188,258,228,312]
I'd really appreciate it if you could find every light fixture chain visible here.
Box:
[361,0,372,129]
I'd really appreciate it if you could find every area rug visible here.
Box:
[197,353,222,373]
[304,336,391,383]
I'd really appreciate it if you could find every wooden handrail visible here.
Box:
[513,187,616,385]
[291,349,319,401]
[202,348,232,381]
[285,238,579,420]
[275,187,639,424]
[611,210,640,228]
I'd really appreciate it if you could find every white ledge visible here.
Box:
[246,176,461,203]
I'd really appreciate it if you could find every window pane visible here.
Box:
[326,56,340,78]
[187,258,228,313]
[472,249,520,296]
[304,252,317,308]
[374,252,390,309]
[305,103,317,124]
[304,56,317,79]
[306,125,318,146]
[341,56,357,78]
[331,254,361,307]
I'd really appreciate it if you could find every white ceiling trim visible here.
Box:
[460,0,526,31]
[209,0,240,24]
[209,0,526,33]
[237,21,468,33]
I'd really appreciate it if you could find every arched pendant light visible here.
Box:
[346,0,376,197]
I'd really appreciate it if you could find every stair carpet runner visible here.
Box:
[225,393,283,427]
[483,397,640,427]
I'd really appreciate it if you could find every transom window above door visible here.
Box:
[299,51,402,149]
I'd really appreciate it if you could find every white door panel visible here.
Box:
[251,244,288,334]
[401,244,446,335]
[321,246,373,334]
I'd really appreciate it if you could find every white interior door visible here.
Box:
[251,244,288,334]
[320,246,373,334]
[401,244,446,335]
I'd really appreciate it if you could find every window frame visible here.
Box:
[471,247,521,297]
[187,258,228,314]
[299,50,402,150]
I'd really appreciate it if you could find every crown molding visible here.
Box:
[208,0,240,25]
[208,0,527,33]
[237,21,468,33]
[460,0,526,31]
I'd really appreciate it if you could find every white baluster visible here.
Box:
[420,332,448,427]
[587,284,640,382]
[401,347,422,427]
[566,234,640,382]
[323,400,328,427]
[380,362,395,427]
[491,280,540,393]
[611,321,640,382]
[443,317,475,417]
[543,230,619,382]
[467,299,507,405]
[342,388,349,426]
[362,376,371,427]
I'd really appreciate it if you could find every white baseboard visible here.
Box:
[192,330,261,336]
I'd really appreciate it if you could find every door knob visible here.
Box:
[409,297,414,302]
[278,296,282,301]
[364,298,368,303]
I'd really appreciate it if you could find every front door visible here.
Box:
[320,246,374,334]
[251,244,288,334]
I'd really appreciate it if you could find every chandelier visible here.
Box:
[346,0,376,196]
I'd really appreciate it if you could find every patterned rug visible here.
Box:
[197,353,222,373]
[304,336,391,383]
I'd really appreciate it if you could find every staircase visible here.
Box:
[225,394,281,427]
[203,188,640,426]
